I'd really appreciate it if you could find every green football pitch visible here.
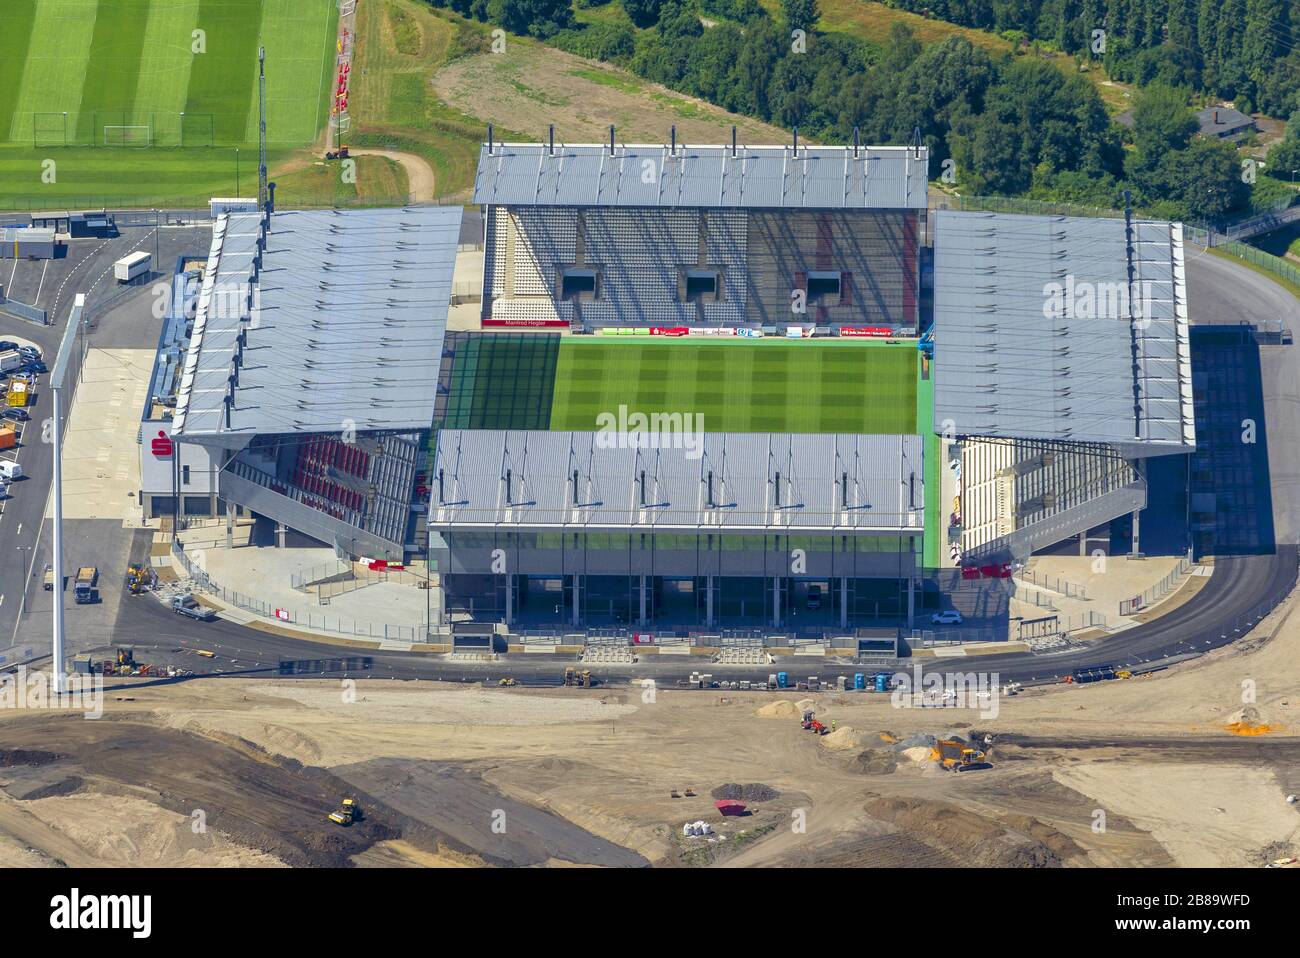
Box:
[549,338,919,434]
[0,0,337,147]
[0,0,337,208]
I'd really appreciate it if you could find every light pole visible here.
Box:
[236,149,240,196]
[48,295,85,694]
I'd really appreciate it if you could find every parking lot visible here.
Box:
[0,218,211,656]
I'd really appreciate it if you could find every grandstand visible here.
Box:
[932,211,1195,563]
[474,139,926,333]
[172,204,461,559]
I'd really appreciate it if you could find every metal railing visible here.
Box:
[171,539,440,642]
[1015,568,1088,599]
[1118,556,1193,616]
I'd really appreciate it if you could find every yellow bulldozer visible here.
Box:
[328,798,362,826]
[933,739,992,772]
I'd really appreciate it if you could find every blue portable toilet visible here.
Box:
[853,672,865,690]
[874,672,888,693]
[777,671,788,689]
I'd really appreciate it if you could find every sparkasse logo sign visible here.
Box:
[49,888,151,939]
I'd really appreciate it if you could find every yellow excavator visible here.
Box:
[933,739,992,772]
[328,798,362,826]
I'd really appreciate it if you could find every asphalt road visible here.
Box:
[0,224,210,656]
[1184,243,1300,544]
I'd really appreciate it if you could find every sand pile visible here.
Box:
[820,726,868,751]
[756,700,801,719]
[902,746,935,764]
[1225,706,1277,736]
[711,783,780,802]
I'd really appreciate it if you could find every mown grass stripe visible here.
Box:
[8,0,99,146]
[0,2,39,143]
[184,0,260,145]
[75,0,151,143]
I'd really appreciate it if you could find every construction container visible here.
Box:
[0,429,15,450]
[113,251,151,283]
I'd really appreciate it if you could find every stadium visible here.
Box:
[161,132,1194,644]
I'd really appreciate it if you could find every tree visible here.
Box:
[623,0,663,28]
[1128,83,1197,176]
[781,0,818,35]
[1265,137,1300,183]
[486,0,574,38]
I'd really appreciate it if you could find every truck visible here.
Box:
[934,739,991,772]
[171,593,216,621]
[113,251,151,283]
[0,461,22,482]
[0,350,24,376]
[73,566,98,604]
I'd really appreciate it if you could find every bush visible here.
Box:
[551,22,636,62]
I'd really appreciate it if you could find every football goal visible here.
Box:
[102,125,152,148]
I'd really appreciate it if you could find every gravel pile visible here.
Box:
[711,782,780,802]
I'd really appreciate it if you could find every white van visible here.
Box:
[0,461,22,481]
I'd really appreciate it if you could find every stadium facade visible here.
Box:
[931,210,1195,563]
[171,205,462,560]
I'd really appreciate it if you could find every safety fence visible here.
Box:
[1118,556,1193,617]
[171,539,435,642]
[1014,568,1088,599]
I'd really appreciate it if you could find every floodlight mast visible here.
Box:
[258,47,269,212]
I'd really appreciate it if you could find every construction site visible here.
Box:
[2,580,1297,870]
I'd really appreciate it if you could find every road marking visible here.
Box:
[14,523,20,536]
[33,260,48,305]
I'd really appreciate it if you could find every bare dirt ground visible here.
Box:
[1,593,1298,868]
[431,42,788,147]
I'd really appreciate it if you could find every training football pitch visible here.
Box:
[1,0,336,147]
[549,338,919,434]
[0,0,337,207]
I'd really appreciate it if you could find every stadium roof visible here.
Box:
[428,430,924,532]
[932,211,1195,452]
[173,206,462,443]
[473,142,929,210]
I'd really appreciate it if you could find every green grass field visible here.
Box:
[0,0,337,208]
[549,339,918,434]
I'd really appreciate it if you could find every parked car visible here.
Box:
[171,593,217,621]
[0,341,18,352]
[0,408,29,422]
[805,584,823,610]
[931,609,964,625]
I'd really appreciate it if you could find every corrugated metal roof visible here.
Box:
[931,211,1195,451]
[474,143,929,210]
[173,206,462,441]
[428,430,925,532]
